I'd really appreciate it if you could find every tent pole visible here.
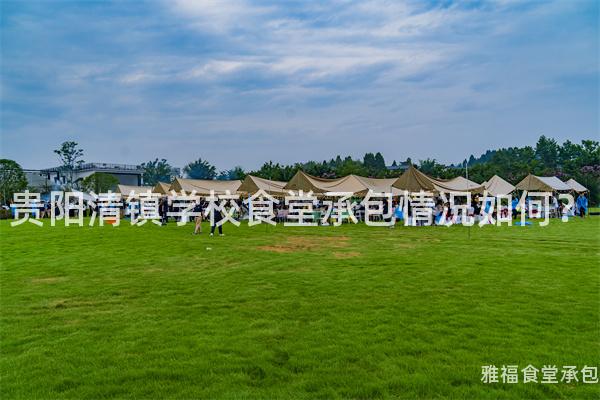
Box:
[466,161,471,240]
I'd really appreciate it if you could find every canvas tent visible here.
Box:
[169,177,242,195]
[283,171,403,196]
[392,165,483,193]
[238,175,288,196]
[117,184,153,196]
[482,175,515,196]
[153,182,171,194]
[443,176,484,193]
[284,171,367,194]
[392,165,436,192]
[353,176,402,195]
[565,178,588,193]
[515,174,571,192]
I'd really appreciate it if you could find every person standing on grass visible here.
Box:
[209,206,224,236]
[192,200,203,235]
[160,196,169,225]
[576,193,588,218]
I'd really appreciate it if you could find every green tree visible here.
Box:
[217,166,246,180]
[250,161,298,181]
[142,158,174,185]
[336,158,367,177]
[535,135,560,173]
[363,153,376,172]
[418,158,446,177]
[579,140,600,166]
[374,152,386,176]
[53,141,84,188]
[80,172,119,193]
[0,159,28,205]
[183,158,216,180]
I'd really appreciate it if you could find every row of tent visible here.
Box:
[117,165,589,197]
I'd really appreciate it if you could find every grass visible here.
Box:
[1,217,599,399]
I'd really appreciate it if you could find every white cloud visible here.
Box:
[3,0,596,169]
[169,0,273,33]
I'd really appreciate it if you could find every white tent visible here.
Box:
[482,175,515,196]
[515,175,571,192]
[565,179,588,193]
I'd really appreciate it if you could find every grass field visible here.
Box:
[1,217,599,399]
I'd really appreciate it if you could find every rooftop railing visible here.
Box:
[41,163,143,173]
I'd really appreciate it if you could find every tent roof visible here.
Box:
[153,182,171,194]
[441,176,484,192]
[169,177,242,195]
[392,165,436,192]
[117,184,153,196]
[238,175,288,195]
[283,171,367,194]
[483,175,515,196]
[283,171,403,195]
[515,174,571,192]
[565,178,588,192]
[353,176,401,195]
[393,165,483,193]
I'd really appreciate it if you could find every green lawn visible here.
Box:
[1,217,599,399]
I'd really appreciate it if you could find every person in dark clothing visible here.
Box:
[210,208,224,236]
[160,197,169,225]
[473,195,481,217]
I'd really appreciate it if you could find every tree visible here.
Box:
[579,140,600,166]
[0,159,28,205]
[363,153,376,172]
[250,161,297,181]
[374,152,386,172]
[336,158,367,177]
[217,166,246,180]
[54,141,84,188]
[303,160,332,177]
[80,172,119,193]
[142,158,174,185]
[535,135,559,173]
[418,158,446,177]
[183,158,216,180]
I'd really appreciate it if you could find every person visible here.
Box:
[576,193,588,218]
[473,195,481,217]
[160,196,169,225]
[192,201,203,235]
[40,201,47,218]
[551,195,559,218]
[511,195,520,220]
[210,207,224,236]
[433,200,444,225]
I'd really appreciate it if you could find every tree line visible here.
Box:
[145,135,599,203]
[1,135,598,205]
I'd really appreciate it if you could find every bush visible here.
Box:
[0,209,13,220]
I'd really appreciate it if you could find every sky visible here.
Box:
[1,0,598,171]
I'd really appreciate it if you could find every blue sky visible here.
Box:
[1,0,598,171]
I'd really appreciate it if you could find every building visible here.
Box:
[386,161,410,172]
[25,162,152,192]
